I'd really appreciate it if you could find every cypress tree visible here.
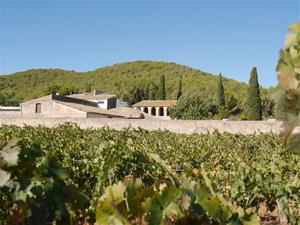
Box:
[157,75,166,100]
[217,73,225,108]
[176,78,182,100]
[247,67,262,120]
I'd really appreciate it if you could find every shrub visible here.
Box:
[169,95,218,120]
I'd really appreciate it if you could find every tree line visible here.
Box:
[0,61,273,120]
[127,67,269,120]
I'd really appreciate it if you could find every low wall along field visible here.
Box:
[0,117,282,134]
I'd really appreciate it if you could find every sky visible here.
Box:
[0,0,299,87]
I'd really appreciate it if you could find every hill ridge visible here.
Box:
[0,60,267,108]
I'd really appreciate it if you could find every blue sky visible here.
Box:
[0,0,299,87]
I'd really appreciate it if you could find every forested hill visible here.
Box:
[0,61,270,106]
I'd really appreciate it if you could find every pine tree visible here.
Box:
[157,75,166,100]
[247,67,262,120]
[217,73,225,108]
[176,78,182,100]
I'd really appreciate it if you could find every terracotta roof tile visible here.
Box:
[55,101,122,117]
[132,100,177,107]
[109,107,143,118]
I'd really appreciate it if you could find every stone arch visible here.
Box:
[159,107,164,116]
[151,107,156,116]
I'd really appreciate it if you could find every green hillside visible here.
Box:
[0,60,270,108]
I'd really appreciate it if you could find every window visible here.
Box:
[97,101,105,104]
[35,103,41,113]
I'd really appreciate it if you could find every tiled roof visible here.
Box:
[20,95,53,105]
[109,107,144,119]
[132,100,177,107]
[68,94,116,101]
[55,101,122,117]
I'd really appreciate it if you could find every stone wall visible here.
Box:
[0,111,21,116]
[0,117,282,134]
[0,106,21,116]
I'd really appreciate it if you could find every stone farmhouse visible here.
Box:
[0,92,178,120]
[1,93,143,119]
[132,100,177,118]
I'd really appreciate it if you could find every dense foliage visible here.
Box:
[275,22,300,154]
[96,172,259,225]
[0,124,299,224]
[169,95,219,120]
[0,139,88,225]
[124,87,149,105]
[169,69,269,120]
[176,78,182,100]
[0,61,270,112]
[169,93,235,120]
[157,75,166,100]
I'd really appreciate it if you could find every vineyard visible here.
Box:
[0,123,299,224]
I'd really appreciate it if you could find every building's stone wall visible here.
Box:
[0,117,282,134]
[20,100,87,118]
[21,99,53,116]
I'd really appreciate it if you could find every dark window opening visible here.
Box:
[151,107,156,116]
[159,107,164,116]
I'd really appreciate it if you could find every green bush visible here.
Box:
[239,113,250,121]
[169,95,218,120]
[215,107,230,120]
